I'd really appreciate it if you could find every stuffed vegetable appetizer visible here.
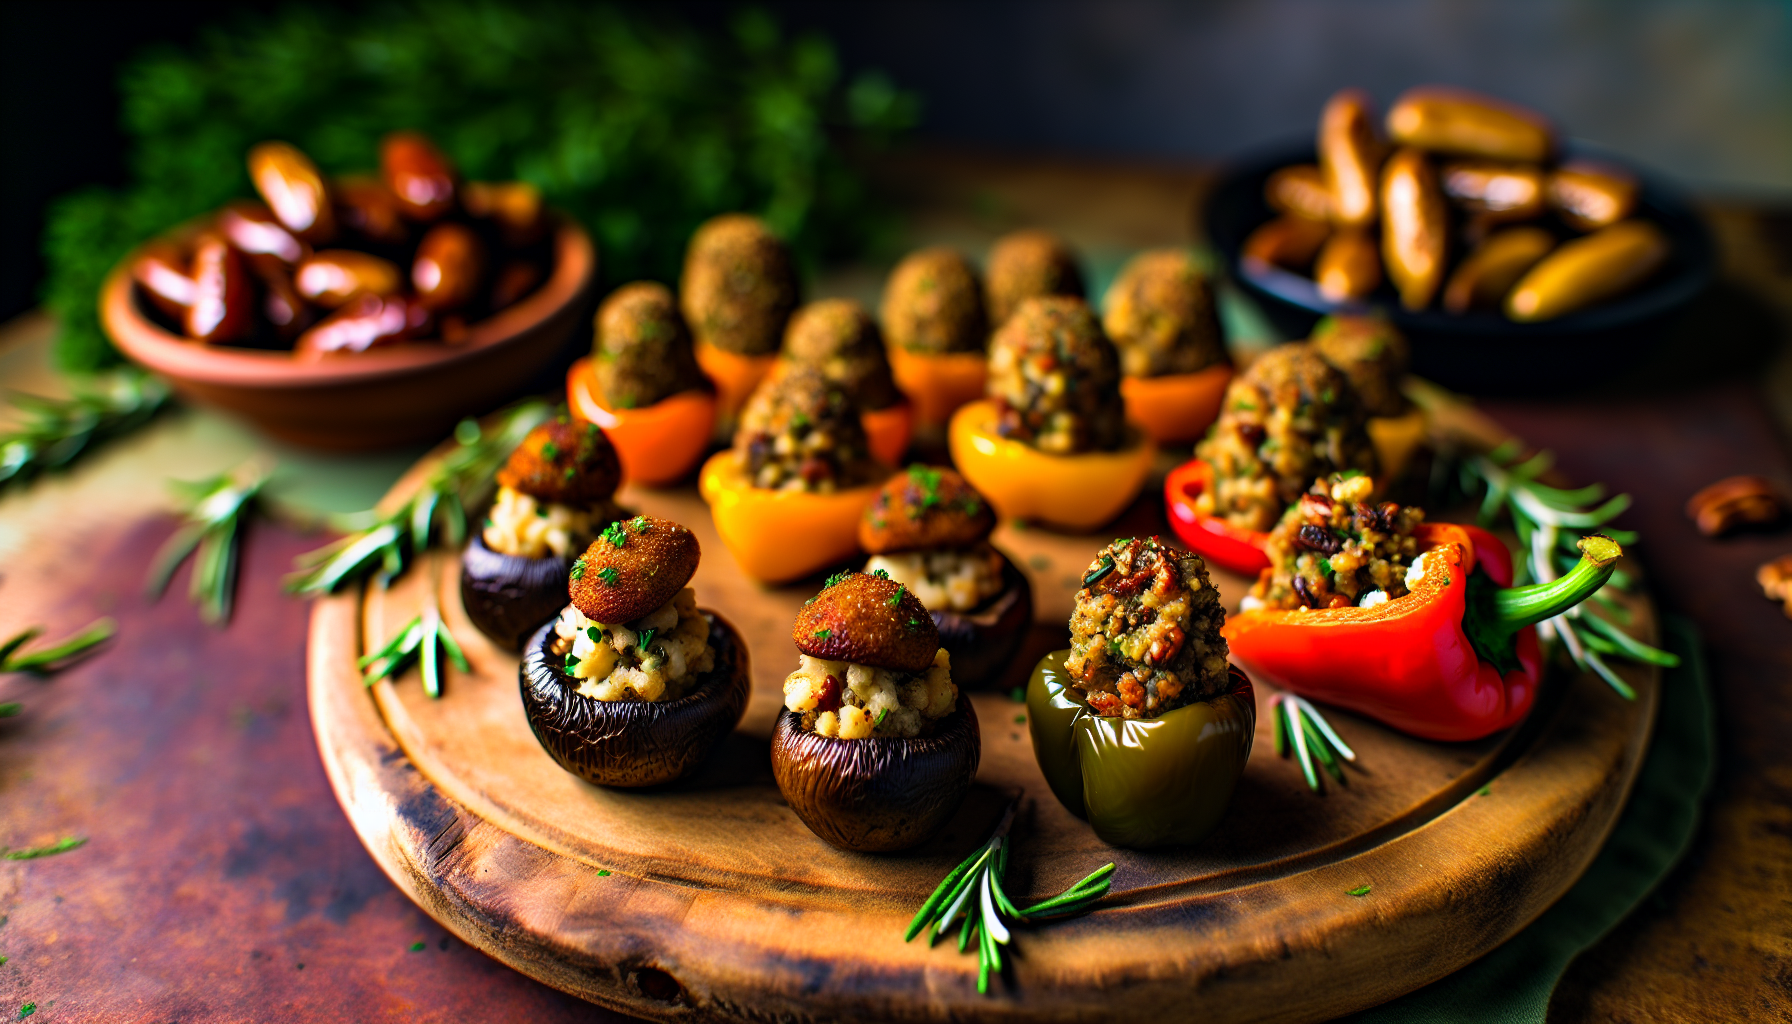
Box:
[984,229,1085,329]
[773,570,979,852]
[681,213,800,434]
[1225,482,1621,742]
[780,298,914,466]
[699,365,889,583]
[861,465,1032,688]
[881,247,990,432]
[950,296,1155,530]
[1165,341,1378,574]
[520,515,751,787]
[1028,536,1254,849]
[1103,249,1234,445]
[461,417,627,650]
[567,281,717,486]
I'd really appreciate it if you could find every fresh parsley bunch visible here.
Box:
[42,1,917,371]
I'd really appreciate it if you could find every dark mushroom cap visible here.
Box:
[460,533,576,651]
[679,213,799,356]
[595,281,706,410]
[1102,249,1226,378]
[793,571,940,672]
[770,692,979,852]
[859,465,996,554]
[520,612,751,788]
[781,299,902,411]
[985,229,1085,329]
[569,515,700,625]
[1310,314,1411,418]
[987,295,1126,454]
[881,247,987,354]
[496,419,623,506]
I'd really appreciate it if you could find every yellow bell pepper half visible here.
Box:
[948,399,1156,531]
[698,451,885,584]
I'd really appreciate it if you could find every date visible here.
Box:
[247,141,336,243]
[381,131,458,221]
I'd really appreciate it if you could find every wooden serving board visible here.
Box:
[309,455,1660,1024]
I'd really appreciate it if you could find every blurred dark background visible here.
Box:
[4,0,1789,324]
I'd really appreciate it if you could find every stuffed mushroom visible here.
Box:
[461,417,627,650]
[520,515,750,787]
[772,570,980,852]
[860,465,1032,688]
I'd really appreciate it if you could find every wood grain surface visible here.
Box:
[309,439,1660,1022]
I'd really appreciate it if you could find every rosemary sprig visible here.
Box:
[286,401,550,595]
[359,605,469,698]
[0,369,170,490]
[1270,692,1358,793]
[904,802,1117,994]
[0,619,116,674]
[145,459,270,626]
[3,837,86,860]
[1458,442,1679,698]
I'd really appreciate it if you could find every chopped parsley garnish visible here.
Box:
[1082,554,1115,587]
[875,708,889,727]
[410,941,426,952]
[1336,469,1365,481]
[962,498,981,516]
[601,520,629,548]
[597,869,612,877]
[596,566,621,587]
[3,837,85,861]
[1318,557,1333,575]
[812,629,832,639]
[1107,638,1124,657]
[564,654,580,670]
[907,464,943,515]
[0,704,18,718]
[823,570,852,589]
[637,628,656,651]
[887,585,907,607]
[20,1003,34,1019]
[569,558,586,581]
[541,441,559,458]
[871,568,890,580]
[1346,885,1372,897]
[1009,686,1026,703]
[586,625,601,642]
[1013,714,1026,724]
[630,516,651,533]
[563,466,577,481]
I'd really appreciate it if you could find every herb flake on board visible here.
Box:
[1347,885,1372,897]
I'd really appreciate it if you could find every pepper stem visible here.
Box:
[1491,535,1622,630]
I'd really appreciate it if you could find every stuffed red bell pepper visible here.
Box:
[1223,474,1620,741]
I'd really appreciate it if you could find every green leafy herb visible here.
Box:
[359,605,469,699]
[1441,436,1680,697]
[601,520,629,548]
[19,1002,34,1019]
[874,708,889,728]
[1013,714,1026,724]
[0,619,115,674]
[540,441,559,459]
[596,566,621,587]
[813,629,832,639]
[42,3,915,372]
[907,464,943,515]
[288,402,549,595]
[0,705,18,718]
[597,869,612,877]
[0,370,170,488]
[409,941,426,952]
[1347,884,1372,897]
[585,626,601,642]
[1271,692,1357,794]
[569,558,586,581]
[871,569,891,580]
[1081,555,1115,587]
[145,458,270,626]
[3,837,86,861]
[887,585,907,607]
[904,801,1115,995]
[823,570,852,589]
[637,628,657,652]
[1009,687,1025,703]
[630,516,650,533]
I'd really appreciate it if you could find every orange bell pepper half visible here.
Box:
[566,357,716,487]
[1120,362,1234,445]
[698,451,886,583]
[1224,523,1621,742]
[695,341,778,430]
[948,399,1155,531]
[888,347,988,430]
[862,400,915,468]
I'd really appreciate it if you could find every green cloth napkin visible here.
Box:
[1347,614,1714,1024]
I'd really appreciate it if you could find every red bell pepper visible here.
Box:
[1163,458,1272,577]
[1222,522,1620,741]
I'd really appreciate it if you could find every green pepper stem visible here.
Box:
[1490,535,1621,631]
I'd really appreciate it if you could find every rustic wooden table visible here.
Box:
[0,155,1789,1022]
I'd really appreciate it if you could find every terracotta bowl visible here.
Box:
[101,217,597,451]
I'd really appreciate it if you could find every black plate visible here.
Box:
[1203,140,1715,395]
